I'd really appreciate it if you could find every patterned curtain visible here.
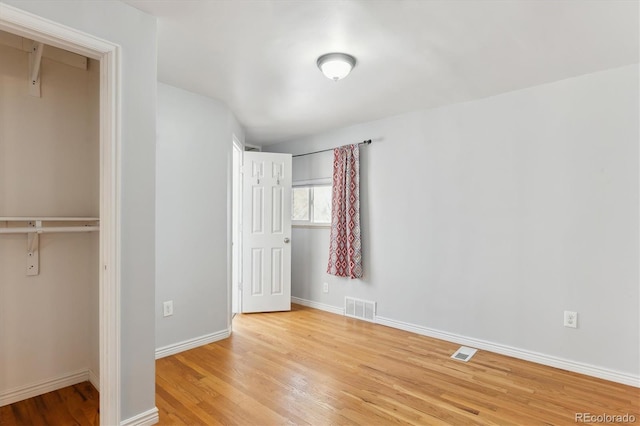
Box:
[327,144,362,278]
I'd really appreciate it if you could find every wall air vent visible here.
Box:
[451,346,478,362]
[344,297,376,322]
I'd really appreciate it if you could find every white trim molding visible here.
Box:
[375,315,640,388]
[0,3,117,58]
[0,4,122,424]
[98,35,122,426]
[88,369,100,392]
[0,370,89,407]
[156,329,231,360]
[292,178,332,186]
[292,297,344,316]
[120,407,159,426]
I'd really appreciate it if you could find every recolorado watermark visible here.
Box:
[575,413,636,423]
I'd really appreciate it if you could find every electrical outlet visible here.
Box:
[163,300,174,317]
[563,310,577,328]
[323,282,329,293]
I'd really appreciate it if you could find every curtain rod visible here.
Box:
[292,139,371,158]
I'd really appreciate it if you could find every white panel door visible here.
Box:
[242,152,292,313]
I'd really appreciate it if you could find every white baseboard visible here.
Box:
[0,369,89,407]
[375,315,640,388]
[155,328,231,359]
[88,368,100,391]
[291,296,639,388]
[292,296,344,315]
[120,407,159,426]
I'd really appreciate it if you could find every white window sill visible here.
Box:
[293,223,331,229]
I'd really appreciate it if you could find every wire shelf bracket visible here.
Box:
[0,217,100,276]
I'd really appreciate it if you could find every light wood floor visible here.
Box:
[2,304,638,425]
[156,304,639,425]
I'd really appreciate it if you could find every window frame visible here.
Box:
[292,178,332,228]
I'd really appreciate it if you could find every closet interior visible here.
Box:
[0,29,100,407]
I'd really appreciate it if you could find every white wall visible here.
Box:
[268,65,639,380]
[2,0,158,419]
[156,83,243,350]
[0,44,99,395]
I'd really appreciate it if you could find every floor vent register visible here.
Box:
[344,297,376,323]
[451,346,478,362]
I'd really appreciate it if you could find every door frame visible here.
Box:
[0,4,122,425]
[230,136,243,322]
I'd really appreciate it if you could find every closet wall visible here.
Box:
[0,41,99,401]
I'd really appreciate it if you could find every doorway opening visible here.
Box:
[0,4,121,424]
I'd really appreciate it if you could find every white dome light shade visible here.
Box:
[317,53,357,81]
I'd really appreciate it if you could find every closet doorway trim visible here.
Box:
[0,4,122,425]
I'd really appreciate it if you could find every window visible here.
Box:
[292,182,332,226]
[292,187,310,221]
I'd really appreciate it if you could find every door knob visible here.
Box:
[284,237,290,243]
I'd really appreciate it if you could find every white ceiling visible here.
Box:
[124,0,638,146]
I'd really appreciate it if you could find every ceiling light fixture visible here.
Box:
[317,52,357,81]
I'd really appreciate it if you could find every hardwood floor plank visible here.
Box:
[3,304,638,425]
[0,381,99,426]
[153,304,640,425]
